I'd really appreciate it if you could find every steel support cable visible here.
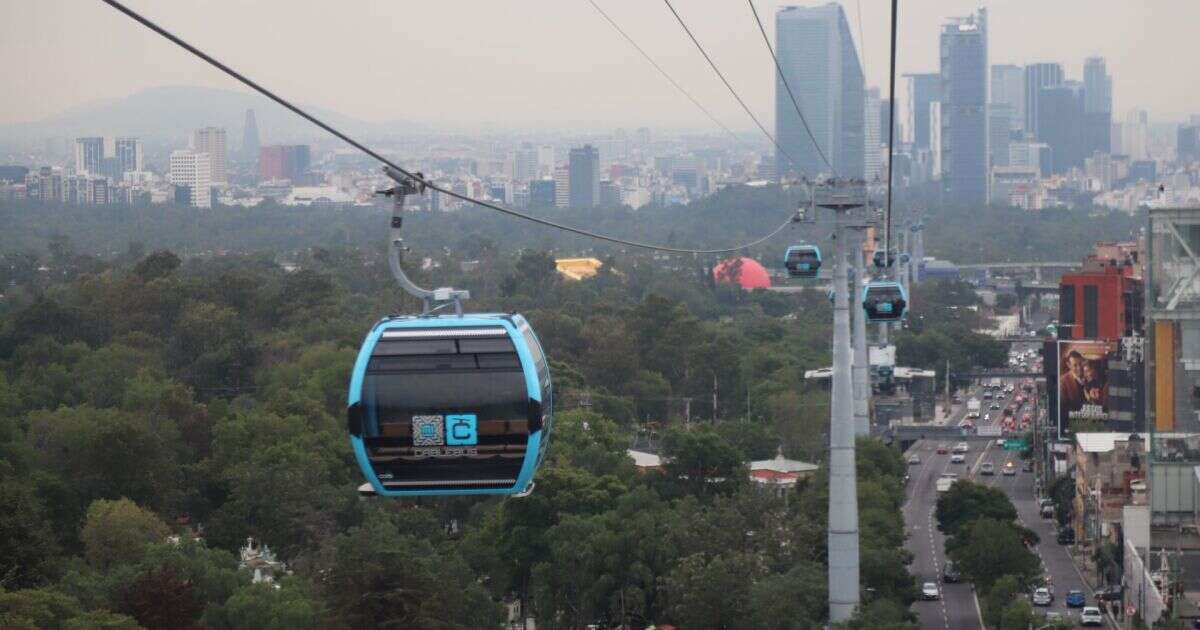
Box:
[98,0,796,255]
[746,0,833,175]
[884,0,898,269]
[660,0,802,173]
[585,0,748,153]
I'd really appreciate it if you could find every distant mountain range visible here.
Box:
[0,85,423,144]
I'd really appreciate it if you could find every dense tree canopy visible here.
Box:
[4,185,1123,627]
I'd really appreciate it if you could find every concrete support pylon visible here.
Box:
[828,209,860,622]
[852,233,870,436]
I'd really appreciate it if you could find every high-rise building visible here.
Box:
[514,143,539,182]
[553,166,569,208]
[775,3,864,179]
[864,88,882,181]
[192,127,228,184]
[1037,82,1086,174]
[939,8,988,203]
[567,144,599,208]
[168,150,212,208]
[1082,57,1113,156]
[929,102,943,178]
[529,179,556,208]
[1123,110,1149,161]
[1009,141,1051,177]
[990,64,1024,132]
[904,73,940,149]
[113,137,143,174]
[599,180,622,207]
[879,98,892,145]
[1024,63,1064,136]
[1179,126,1200,164]
[241,109,260,164]
[74,137,104,176]
[989,104,1013,168]
[259,145,310,182]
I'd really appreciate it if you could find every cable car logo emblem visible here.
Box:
[446,414,478,446]
[412,414,478,447]
[412,416,444,446]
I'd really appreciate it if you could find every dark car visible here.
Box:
[1022,460,1034,472]
[1096,585,1123,602]
[1057,527,1075,545]
[1065,589,1086,607]
[942,561,961,583]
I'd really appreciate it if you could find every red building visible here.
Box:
[258,145,311,182]
[1058,243,1142,340]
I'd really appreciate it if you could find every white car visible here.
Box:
[950,453,966,464]
[1080,606,1103,626]
[921,582,940,600]
[953,442,969,453]
[1032,587,1053,606]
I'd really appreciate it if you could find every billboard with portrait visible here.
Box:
[1057,339,1118,438]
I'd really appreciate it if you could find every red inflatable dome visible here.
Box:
[713,257,771,290]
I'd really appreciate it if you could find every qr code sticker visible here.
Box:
[412,415,444,446]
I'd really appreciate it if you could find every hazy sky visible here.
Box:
[2,0,1197,131]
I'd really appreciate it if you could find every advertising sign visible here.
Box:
[1056,339,1118,438]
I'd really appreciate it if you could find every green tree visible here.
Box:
[80,498,171,571]
[323,511,503,629]
[119,563,204,630]
[746,562,827,630]
[205,579,321,630]
[935,480,1018,537]
[663,552,759,630]
[0,588,82,630]
[63,610,142,630]
[0,481,61,588]
[945,518,1041,591]
[661,425,747,497]
[132,250,181,282]
[836,598,917,630]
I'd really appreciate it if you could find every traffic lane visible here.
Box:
[905,441,989,630]
[941,442,997,630]
[905,443,960,630]
[988,454,1094,622]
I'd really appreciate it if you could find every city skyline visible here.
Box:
[2,0,1199,133]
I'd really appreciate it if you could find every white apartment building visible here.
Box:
[169,150,212,208]
[192,127,228,184]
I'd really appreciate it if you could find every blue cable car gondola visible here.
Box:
[784,244,822,278]
[872,249,896,269]
[862,280,908,322]
[347,313,552,497]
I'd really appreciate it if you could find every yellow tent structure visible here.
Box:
[555,257,604,281]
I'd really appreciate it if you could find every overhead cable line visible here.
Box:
[746,0,833,174]
[98,0,796,255]
[585,0,748,152]
[660,0,802,172]
[883,0,899,266]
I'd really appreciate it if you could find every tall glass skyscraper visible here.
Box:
[567,144,600,208]
[1083,57,1113,155]
[774,3,863,180]
[939,8,988,203]
[904,73,940,150]
[990,64,1024,133]
[1038,81,1087,174]
[1024,63,1064,135]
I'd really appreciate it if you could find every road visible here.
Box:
[904,370,1099,629]
[975,445,1094,626]
[904,439,986,630]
